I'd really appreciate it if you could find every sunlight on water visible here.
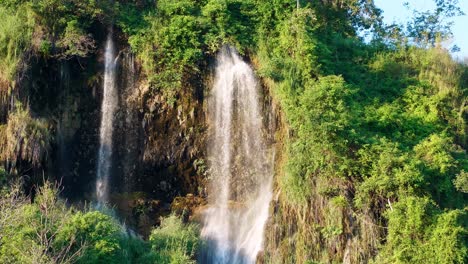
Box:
[201,46,274,264]
[96,32,117,204]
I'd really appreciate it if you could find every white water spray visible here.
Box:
[96,33,117,203]
[201,46,274,264]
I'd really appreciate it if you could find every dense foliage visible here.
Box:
[0,0,466,263]
[0,182,200,263]
[254,2,467,262]
[0,5,33,88]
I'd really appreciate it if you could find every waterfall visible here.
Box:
[201,46,274,264]
[122,51,138,193]
[57,62,70,179]
[96,33,117,204]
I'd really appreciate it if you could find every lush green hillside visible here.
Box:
[0,0,466,263]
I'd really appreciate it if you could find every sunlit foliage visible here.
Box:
[0,0,466,263]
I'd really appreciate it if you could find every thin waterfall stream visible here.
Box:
[201,46,274,264]
[96,32,118,204]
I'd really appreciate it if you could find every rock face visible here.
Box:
[31,53,102,200]
[102,39,208,233]
[8,29,209,231]
[133,75,207,202]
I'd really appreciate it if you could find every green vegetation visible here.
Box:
[0,5,33,87]
[117,0,256,102]
[0,182,200,264]
[253,2,467,262]
[149,215,200,263]
[0,0,466,263]
[254,2,467,262]
[0,104,51,171]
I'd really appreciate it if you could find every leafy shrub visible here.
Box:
[0,183,80,263]
[55,211,122,263]
[149,214,200,264]
[379,197,467,263]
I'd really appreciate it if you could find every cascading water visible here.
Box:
[201,46,274,264]
[96,33,118,204]
[121,51,138,193]
[57,62,70,179]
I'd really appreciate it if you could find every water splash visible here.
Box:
[201,46,274,264]
[96,32,118,204]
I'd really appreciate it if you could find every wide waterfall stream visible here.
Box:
[201,46,274,264]
[96,33,118,204]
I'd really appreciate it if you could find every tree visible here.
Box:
[406,0,465,47]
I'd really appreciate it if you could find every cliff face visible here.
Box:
[105,42,209,235]
[9,51,101,197]
[3,31,209,235]
[136,72,207,201]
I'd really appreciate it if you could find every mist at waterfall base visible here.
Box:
[201,46,274,264]
[96,33,118,204]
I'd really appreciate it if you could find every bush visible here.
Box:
[149,215,200,264]
[379,197,467,263]
[55,211,122,263]
[0,183,80,263]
